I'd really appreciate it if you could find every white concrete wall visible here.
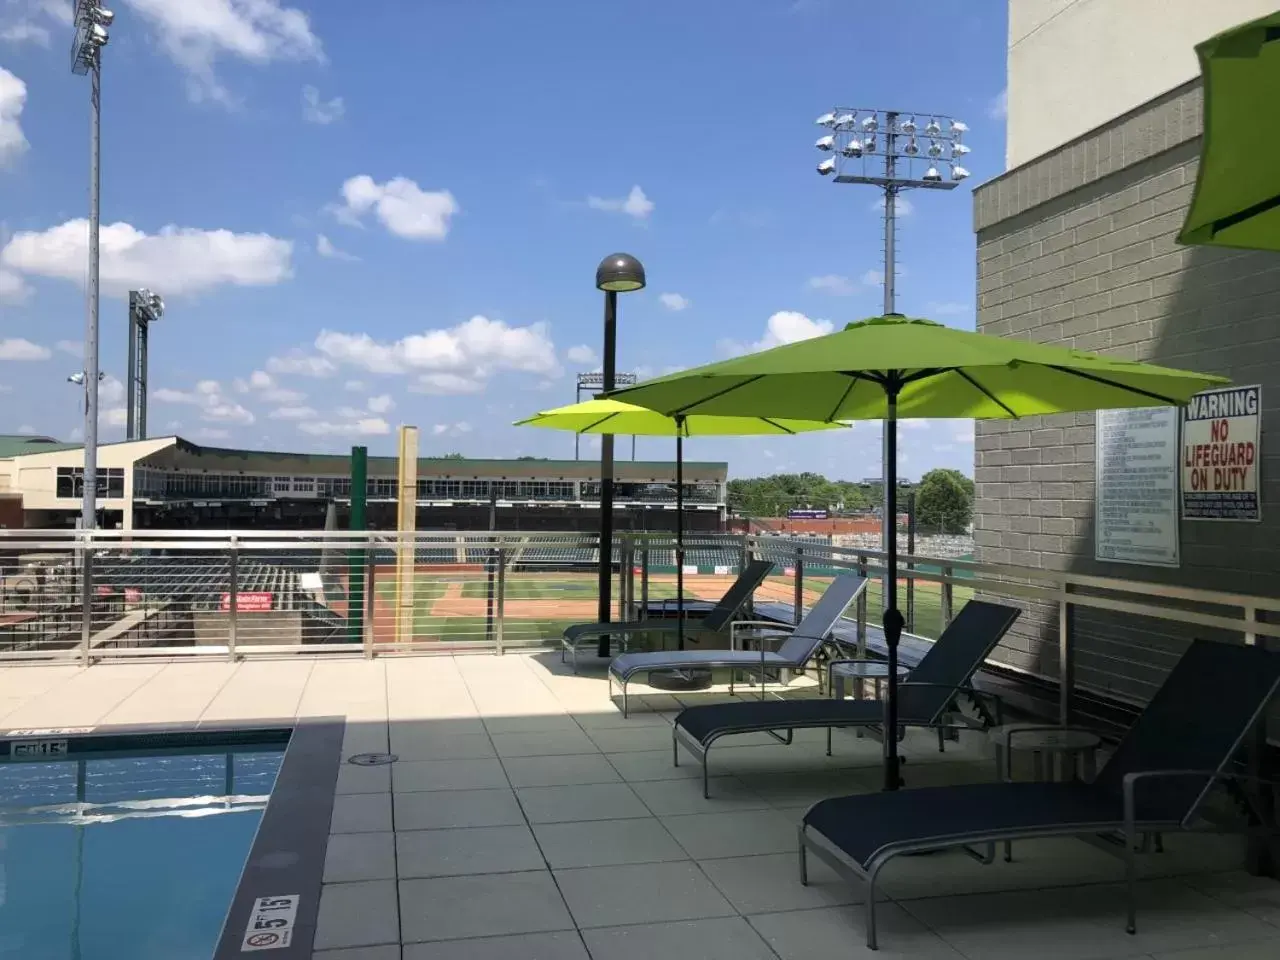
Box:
[1007,0,1277,168]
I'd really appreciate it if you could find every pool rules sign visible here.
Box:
[1181,385,1261,522]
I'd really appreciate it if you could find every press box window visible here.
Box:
[56,467,125,499]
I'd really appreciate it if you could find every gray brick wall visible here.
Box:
[972,81,1280,708]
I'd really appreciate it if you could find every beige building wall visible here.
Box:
[1006,0,1277,167]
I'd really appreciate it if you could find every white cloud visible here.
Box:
[431,421,471,437]
[954,423,975,443]
[15,422,33,433]
[366,393,394,414]
[193,426,230,441]
[566,344,598,366]
[807,274,854,296]
[312,315,560,395]
[334,175,459,241]
[0,65,28,166]
[298,416,389,437]
[316,233,358,261]
[988,88,1008,120]
[722,310,833,356]
[0,267,29,301]
[871,196,914,216]
[233,369,303,404]
[0,2,69,46]
[153,379,253,424]
[100,374,125,405]
[268,404,317,420]
[586,185,653,221]
[266,351,336,378]
[0,337,49,360]
[901,419,930,430]
[122,0,324,105]
[102,407,127,427]
[343,379,365,392]
[1,219,293,297]
[302,85,343,124]
[861,269,883,287]
[55,339,81,355]
[658,292,689,311]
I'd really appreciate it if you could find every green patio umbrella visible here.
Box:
[606,314,1229,789]
[515,398,846,651]
[1178,10,1280,251]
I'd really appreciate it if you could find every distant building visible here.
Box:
[0,435,727,533]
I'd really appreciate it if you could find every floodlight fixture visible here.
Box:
[900,116,917,134]
[91,7,113,24]
[840,141,862,158]
[924,118,941,136]
[815,134,835,151]
[951,142,971,157]
[923,165,942,182]
[950,119,968,134]
[950,164,970,180]
[817,157,836,175]
[863,136,877,153]
[861,115,878,132]
[902,138,919,156]
[927,140,942,157]
[815,112,837,127]
[834,112,856,129]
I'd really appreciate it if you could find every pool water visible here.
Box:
[0,743,285,959]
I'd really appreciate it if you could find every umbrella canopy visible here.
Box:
[516,398,846,650]
[1178,10,1280,252]
[607,313,1229,790]
[515,398,848,437]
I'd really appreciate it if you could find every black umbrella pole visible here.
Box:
[676,431,685,650]
[883,388,905,791]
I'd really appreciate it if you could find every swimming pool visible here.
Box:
[0,732,289,960]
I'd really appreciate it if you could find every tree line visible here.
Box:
[727,468,974,534]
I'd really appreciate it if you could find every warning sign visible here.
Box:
[1181,385,1261,522]
[241,894,298,951]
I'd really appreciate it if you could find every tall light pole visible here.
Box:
[126,288,164,441]
[593,253,646,658]
[813,107,970,612]
[574,371,638,460]
[71,1,113,530]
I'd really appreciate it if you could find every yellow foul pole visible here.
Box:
[395,425,419,645]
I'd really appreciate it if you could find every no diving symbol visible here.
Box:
[246,933,279,948]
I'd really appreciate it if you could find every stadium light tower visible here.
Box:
[126,288,164,440]
[593,252,646,658]
[70,1,114,529]
[813,106,969,610]
[574,371,638,460]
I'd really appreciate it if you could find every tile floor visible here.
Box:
[1,652,1278,959]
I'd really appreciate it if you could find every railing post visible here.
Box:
[1244,606,1258,646]
[227,536,238,662]
[363,555,375,658]
[940,563,954,633]
[495,547,506,655]
[793,547,804,625]
[640,548,650,616]
[855,553,867,655]
[1058,583,1074,726]
[79,535,92,667]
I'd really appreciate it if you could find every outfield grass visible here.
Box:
[458,577,691,601]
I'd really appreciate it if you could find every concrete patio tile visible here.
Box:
[736,768,870,808]
[581,917,778,959]
[532,816,687,869]
[484,714,582,734]
[516,782,649,823]
[343,723,391,757]
[1180,870,1280,926]
[403,931,588,959]
[336,762,392,795]
[388,717,488,739]
[395,788,524,831]
[392,758,508,793]
[331,793,393,834]
[629,776,770,817]
[502,753,620,787]
[314,880,400,951]
[1151,943,1280,959]
[324,832,398,883]
[314,946,402,960]
[585,725,683,753]
[490,730,598,757]
[901,878,1279,960]
[749,902,965,960]
[395,825,545,878]
[385,733,496,762]
[399,871,574,943]
[571,709,672,730]
[699,852,863,914]
[660,808,797,859]
[604,749,701,783]
[554,860,735,928]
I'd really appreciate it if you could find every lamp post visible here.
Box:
[813,106,969,612]
[594,253,646,658]
[126,289,164,441]
[70,1,114,530]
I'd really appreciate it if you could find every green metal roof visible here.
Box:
[0,435,80,458]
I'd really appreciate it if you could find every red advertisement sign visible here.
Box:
[220,592,274,612]
[124,588,142,604]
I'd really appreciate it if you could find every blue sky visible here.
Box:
[0,0,1008,480]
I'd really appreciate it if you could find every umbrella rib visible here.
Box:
[1209,191,1280,237]
[580,413,619,433]
[669,375,765,416]
[760,418,797,435]
[955,369,1020,418]
[826,374,866,421]
[1043,364,1184,406]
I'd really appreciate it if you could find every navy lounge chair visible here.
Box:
[672,599,1021,796]
[560,559,773,672]
[607,573,868,717]
[799,638,1280,950]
